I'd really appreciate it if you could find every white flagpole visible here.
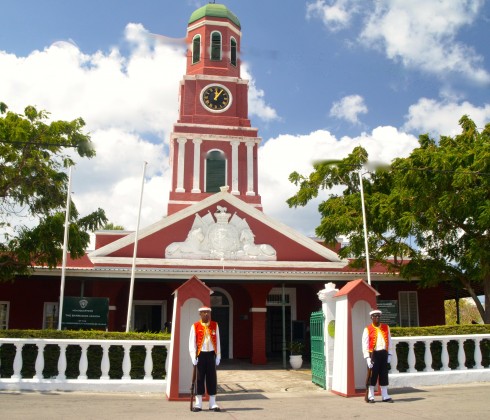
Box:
[126,162,147,332]
[358,170,371,285]
[58,166,73,330]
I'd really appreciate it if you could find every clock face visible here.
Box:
[201,85,231,111]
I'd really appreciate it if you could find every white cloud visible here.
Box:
[360,0,489,83]
[259,126,418,235]
[403,98,490,136]
[242,64,279,122]
[330,94,368,124]
[306,0,357,31]
[307,0,489,83]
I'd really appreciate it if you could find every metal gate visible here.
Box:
[310,310,326,389]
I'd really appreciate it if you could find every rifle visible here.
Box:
[190,364,197,411]
[364,366,372,402]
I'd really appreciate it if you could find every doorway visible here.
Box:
[211,289,232,359]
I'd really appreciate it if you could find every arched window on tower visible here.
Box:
[230,37,237,66]
[192,35,201,64]
[205,150,226,193]
[210,31,222,61]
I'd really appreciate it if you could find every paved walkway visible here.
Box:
[2,360,490,419]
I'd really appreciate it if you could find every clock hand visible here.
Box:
[214,89,223,100]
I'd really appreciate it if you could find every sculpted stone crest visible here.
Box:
[165,206,277,261]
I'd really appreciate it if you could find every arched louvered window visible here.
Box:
[230,37,237,66]
[206,150,226,192]
[192,35,201,64]
[210,31,222,61]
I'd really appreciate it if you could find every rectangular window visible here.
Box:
[211,32,222,61]
[192,36,201,64]
[398,291,419,327]
[0,302,10,330]
[230,38,237,66]
[43,302,59,329]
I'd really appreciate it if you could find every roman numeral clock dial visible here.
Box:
[201,84,232,112]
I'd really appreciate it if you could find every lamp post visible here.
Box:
[358,169,371,285]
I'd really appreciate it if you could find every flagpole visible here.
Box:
[58,166,73,330]
[358,169,371,285]
[126,162,147,332]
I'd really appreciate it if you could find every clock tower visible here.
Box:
[167,3,262,215]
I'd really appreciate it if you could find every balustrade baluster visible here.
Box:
[424,340,433,372]
[441,340,450,371]
[457,338,466,370]
[474,338,483,369]
[100,344,110,380]
[34,342,45,380]
[407,341,416,373]
[144,344,154,380]
[57,343,67,380]
[391,348,398,373]
[122,344,131,380]
[12,342,24,379]
[78,344,89,380]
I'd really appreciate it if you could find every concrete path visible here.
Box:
[1,360,489,419]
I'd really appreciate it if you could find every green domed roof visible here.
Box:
[189,3,240,28]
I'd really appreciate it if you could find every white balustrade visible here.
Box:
[34,342,45,380]
[474,338,483,369]
[388,334,490,389]
[441,339,450,371]
[390,334,489,374]
[0,338,171,393]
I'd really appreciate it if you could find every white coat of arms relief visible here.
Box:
[165,206,277,261]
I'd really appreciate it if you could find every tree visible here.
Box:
[1,102,107,281]
[102,222,125,230]
[287,116,490,323]
[444,298,482,325]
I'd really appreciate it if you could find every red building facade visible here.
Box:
[0,4,446,363]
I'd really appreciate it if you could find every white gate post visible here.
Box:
[317,282,338,390]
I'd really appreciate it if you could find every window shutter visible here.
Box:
[206,151,226,192]
[398,291,419,327]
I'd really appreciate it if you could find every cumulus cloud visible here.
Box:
[307,0,490,83]
[258,126,418,235]
[403,98,490,136]
[242,64,280,122]
[330,94,368,124]
[306,0,356,31]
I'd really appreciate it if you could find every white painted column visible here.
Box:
[318,282,339,390]
[231,140,240,195]
[246,141,255,196]
[192,138,202,193]
[176,137,187,192]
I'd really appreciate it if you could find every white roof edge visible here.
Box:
[89,191,346,263]
[89,256,347,269]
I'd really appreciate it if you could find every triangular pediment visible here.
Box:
[88,190,347,269]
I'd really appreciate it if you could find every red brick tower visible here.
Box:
[167,3,262,215]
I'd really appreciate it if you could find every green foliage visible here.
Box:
[288,116,490,323]
[0,329,170,379]
[288,340,305,355]
[0,102,108,281]
[102,222,125,230]
[445,298,483,325]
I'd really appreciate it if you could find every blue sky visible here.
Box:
[1,0,490,241]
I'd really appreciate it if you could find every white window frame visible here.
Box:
[267,287,297,320]
[398,291,419,327]
[131,300,167,332]
[0,301,10,330]
[43,302,59,329]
